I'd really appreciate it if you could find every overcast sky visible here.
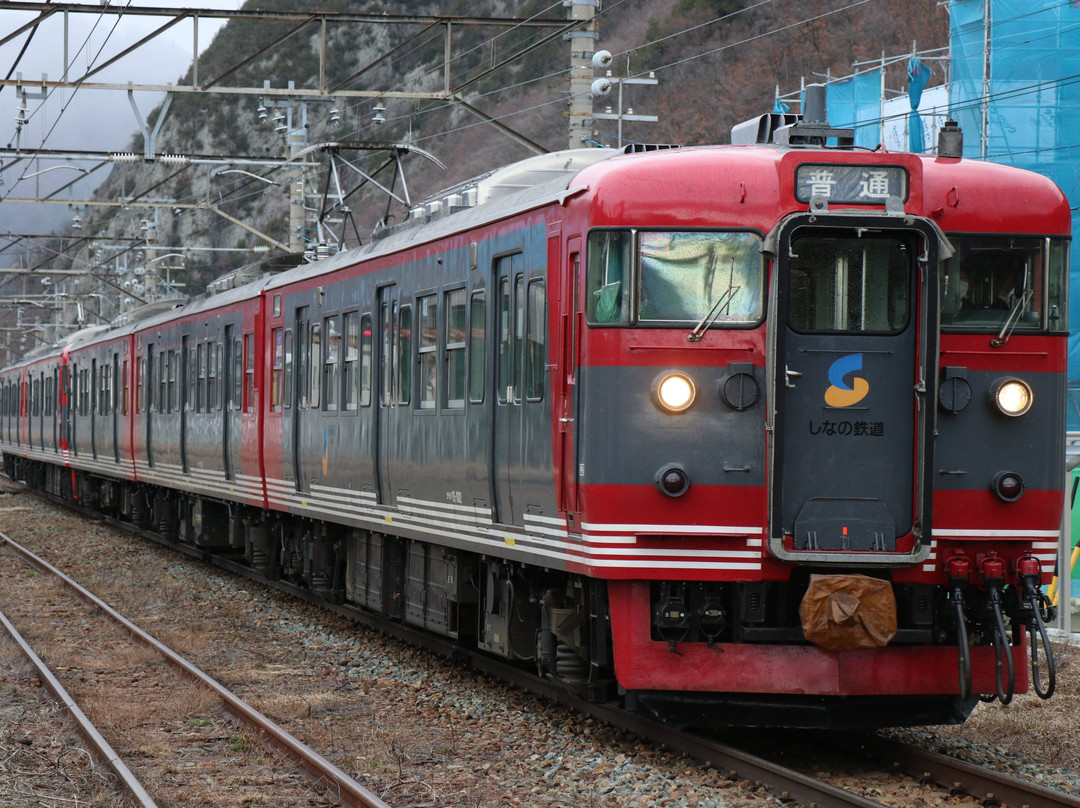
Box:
[0,1,243,233]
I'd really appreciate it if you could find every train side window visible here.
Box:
[497,277,512,404]
[122,359,130,416]
[468,291,485,404]
[380,302,392,407]
[98,364,109,415]
[283,330,294,409]
[271,327,284,411]
[308,323,321,410]
[343,312,359,411]
[160,353,168,413]
[445,289,466,409]
[137,355,145,414]
[418,294,437,409]
[208,343,219,411]
[81,367,91,416]
[525,280,546,401]
[397,304,412,405]
[513,274,524,404]
[586,230,632,324]
[232,337,243,410]
[197,342,208,412]
[323,315,339,412]
[244,333,255,413]
[359,314,372,407]
[169,350,179,413]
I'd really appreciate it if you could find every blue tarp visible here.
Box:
[823,71,881,149]
[950,0,1080,428]
[907,58,929,153]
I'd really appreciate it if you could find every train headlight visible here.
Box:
[655,372,696,413]
[990,378,1033,417]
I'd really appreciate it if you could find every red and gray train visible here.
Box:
[0,100,1068,728]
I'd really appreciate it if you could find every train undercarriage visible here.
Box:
[5,453,1055,730]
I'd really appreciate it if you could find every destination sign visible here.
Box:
[795,163,909,205]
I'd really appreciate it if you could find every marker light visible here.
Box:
[992,471,1025,502]
[991,378,1033,417]
[655,373,696,413]
[655,464,691,497]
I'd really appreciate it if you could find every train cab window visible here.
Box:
[639,231,763,325]
[787,232,910,333]
[359,314,373,407]
[271,328,284,411]
[445,289,466,409]
[468,291,486,404]
[342,312,359,411]
[525,281,546,401]
[940,235,1066,333]
[418,294,437,410]
[586,229,764,326]
[586,230,632,323]
[323,315,339,412]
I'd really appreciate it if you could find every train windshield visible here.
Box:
[586,230,763,326]
[940,235,1068,333]
[786,230,912,334]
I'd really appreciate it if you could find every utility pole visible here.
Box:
[566,0,598,149]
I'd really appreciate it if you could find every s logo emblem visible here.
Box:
[825,353,869,407]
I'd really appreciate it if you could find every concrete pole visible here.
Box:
[566,0,597,149]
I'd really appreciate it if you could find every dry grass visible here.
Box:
[930,638,1080,770]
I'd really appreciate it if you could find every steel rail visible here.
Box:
[0,530,391,808]
[0,607,160,808]
[35,495,1080,808]
[862,735,1080,808]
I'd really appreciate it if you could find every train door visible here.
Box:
[222,325,237,480]
[89,359,97,460]
[493,253,526,527]
[145,346,154,468]
[180,334,189,474]
[769,216,937,563]
[375,286,397,507]
[557,237,582,524]
[292,306,313,492]
[112,353,120,463]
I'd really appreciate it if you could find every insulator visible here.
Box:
[109,153,140,162]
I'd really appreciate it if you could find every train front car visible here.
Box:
[562,113,1068,728]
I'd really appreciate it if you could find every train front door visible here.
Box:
[769,216,937,563]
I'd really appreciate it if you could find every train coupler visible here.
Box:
[654,582,689,653]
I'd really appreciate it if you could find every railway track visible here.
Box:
[0,529,390,808]
[4,484,1079,808]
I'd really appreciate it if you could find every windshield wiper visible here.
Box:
[688,285,740,342]
[990,288,1033,348]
